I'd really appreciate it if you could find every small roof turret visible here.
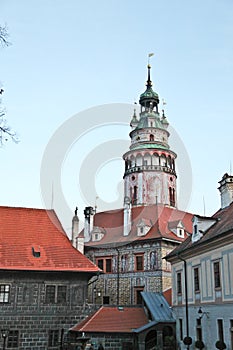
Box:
[130,108,138,129]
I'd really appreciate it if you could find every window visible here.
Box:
[96,257,112,273]
[179,319,183,340]
[196,318,202,341]
[105,259,112,273]
[132,186,138,204]
[7,330,19,348]
[177,272,182,294]
[0,284,10,303]
[230,320,233,349]
[217,319,224,343]
[169,187,176,207]
[48,330,59,348]
[57,286,67,303]
[135,254,144,271]
[214,261,221,288]
[97,259,104,270]
[45,285,67,304]
[45,285,56,303]
[103,296,110,304]
[194,267,200,292]
[135,287,144,304]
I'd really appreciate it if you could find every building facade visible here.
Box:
[166,173,233,350]
[0,206,99,350]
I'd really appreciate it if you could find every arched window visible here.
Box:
[133,186,138,204]
[160,154,166,167]
[152,153,159,165]
[143,153,151,166]
[169,187,175,207]
[136,154,142,166]
[167,155,172,168]
[150,134,154,141]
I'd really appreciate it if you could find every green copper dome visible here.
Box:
[139,65,159,108]
[139,87,159,101]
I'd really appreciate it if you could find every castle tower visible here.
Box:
[123,64,177,207]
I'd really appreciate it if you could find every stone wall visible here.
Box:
[0,271,97,350]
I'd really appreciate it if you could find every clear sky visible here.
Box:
[0,0,233,236]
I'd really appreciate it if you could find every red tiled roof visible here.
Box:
[0,206,100,273]
[163,288,172,305]
[71,306,148,333]
[86,204,193,247]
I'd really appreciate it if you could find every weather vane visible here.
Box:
[148,52,154,65]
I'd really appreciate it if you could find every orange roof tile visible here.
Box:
[0,206,100,273]
[86,204,193,247]
[71,306,148,333]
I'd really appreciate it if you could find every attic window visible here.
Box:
[178,229,184,238]
[32,247,40,258]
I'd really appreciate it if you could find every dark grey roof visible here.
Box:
[141,292,175,323]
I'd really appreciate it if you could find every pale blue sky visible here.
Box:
[0,0,233,235]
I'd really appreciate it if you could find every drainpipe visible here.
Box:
[177,254,191,350]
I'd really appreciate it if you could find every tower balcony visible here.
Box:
[123,165,177,177]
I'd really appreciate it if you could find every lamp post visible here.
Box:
[1,329,9,350]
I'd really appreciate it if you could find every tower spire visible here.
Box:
[146,64,153,89]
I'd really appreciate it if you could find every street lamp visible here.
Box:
[198,307,209,319]
[1,329,9,350]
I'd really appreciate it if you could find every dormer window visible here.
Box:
[168,220,185,238]
[32,246,40,258]
[191,215,216,243]
[137,219,151,236]
[91,227,105,242]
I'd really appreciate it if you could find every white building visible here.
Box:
[166,173,233,350]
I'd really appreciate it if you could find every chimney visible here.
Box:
[84,206,94,242]
[218,173,233,209]
[123,196,131,236]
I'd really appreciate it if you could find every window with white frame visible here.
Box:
[0,284,10,303]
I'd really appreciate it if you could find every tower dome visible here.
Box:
[139,64,159,111]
